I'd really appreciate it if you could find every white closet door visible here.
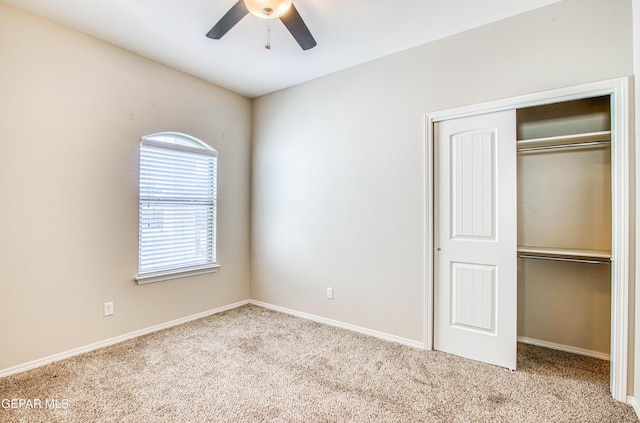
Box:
[434,110,517,370]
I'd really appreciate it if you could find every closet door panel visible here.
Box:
[434,110,517,370]
[451,262,496,332]
[452,131,495,239]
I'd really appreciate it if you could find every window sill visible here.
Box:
[135,264,221,285]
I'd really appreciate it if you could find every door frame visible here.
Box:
[424,77,631,401]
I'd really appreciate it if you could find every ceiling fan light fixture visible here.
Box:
[244,0,292,19]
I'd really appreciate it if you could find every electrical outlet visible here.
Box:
[104,301,114,316]
[326,287,333,299]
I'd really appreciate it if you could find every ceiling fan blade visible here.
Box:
[279,3,317,50]
[206,1,249,39]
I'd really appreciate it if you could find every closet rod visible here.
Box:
[517,140,610,152]
[517,254,611,265]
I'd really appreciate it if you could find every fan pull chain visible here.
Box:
[265,20,271,50]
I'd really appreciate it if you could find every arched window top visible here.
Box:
[142,132,216,154]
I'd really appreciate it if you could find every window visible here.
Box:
[136,132,219,284]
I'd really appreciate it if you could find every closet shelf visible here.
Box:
[517,246,611,264]
[516,130,611,152]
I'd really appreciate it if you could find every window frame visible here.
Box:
[135,132,220,284]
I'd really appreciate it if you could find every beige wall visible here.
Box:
[251,0,633,344]
[0,3,252,371]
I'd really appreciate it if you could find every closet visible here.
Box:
[430,79,629,400]
[516,96,612,359]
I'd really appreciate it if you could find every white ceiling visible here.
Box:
[3,0,560,98]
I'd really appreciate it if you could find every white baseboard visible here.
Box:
[250,300,425,350]
[0,300,250,379]
[517,336,610,361]
[627,395,640,419]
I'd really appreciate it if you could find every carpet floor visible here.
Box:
[0,304,637,422]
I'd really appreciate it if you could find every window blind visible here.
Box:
[139,139,217,278]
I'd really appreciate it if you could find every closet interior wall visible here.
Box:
[516,96,612,358]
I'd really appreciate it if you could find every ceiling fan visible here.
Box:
[206,0,317,50]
